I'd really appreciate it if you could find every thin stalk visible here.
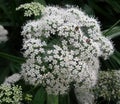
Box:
[47,94,59,104]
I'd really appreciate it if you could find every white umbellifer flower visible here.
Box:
[93,70,120,103]
[99,36,114,59]
[21,6,114,96]
[3,73,21,85]
[74,88,94,104]
[0,25,8,43]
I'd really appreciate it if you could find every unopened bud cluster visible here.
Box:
[16,2,45,17]
[0,84,22,104]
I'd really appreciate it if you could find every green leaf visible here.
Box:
[0,22,13,26]
[0,67,10,84]
[101,50,120,70]
[10,62,21,73]
[109,57,120,69]
[0,52,25,63]
[103,26,120,39]
[106,0,120,13]
[33,87,46,104]
[101,20,120,70]
[111,54,120,65]
[87,0,109,18]
[59,94,70,104]
[34,0,46,6]
[83,4,94,16]
[102,19,120,38]
[0,3,13,22]
[47,94,59,104]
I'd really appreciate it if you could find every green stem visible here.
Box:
[68,94,70,104]
[59,94,70,104]
[47,94,59,104]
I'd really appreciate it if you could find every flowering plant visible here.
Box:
[0,3,114,104]
[21,5,114,95]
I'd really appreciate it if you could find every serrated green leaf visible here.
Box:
[33,87,46,104]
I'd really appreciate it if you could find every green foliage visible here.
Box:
[33,87,46,104]
[34,0,46,6]
[0,52,25,63]
[100,19,120,70]
[47,94,59,104]
[59,94,70,104]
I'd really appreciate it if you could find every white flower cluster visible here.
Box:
[16,2,45,17]
[75,88,94,104]
[0,25,8,43]
[3,73,21,86]
[21,6,114,95]
[0,84,22,104]
[93,70,120,102]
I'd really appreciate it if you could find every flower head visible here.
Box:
[0,84,22,104]
[16,2,45,17]
[21,6,114,95]
[93,70,120,101]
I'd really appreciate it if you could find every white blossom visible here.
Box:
[75,88,94,104]
[0,25,8,43]
[3,73,21,85]
[93,70,120,102]
[21,6,114,95]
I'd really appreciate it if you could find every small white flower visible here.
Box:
[3,74,21,85]
[0,25,8,43]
